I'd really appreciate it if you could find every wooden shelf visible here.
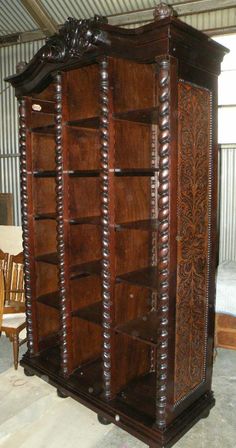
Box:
[114,108,158,124]
[115,218,158,231]
[115,310,160,346]
[32,345,60,372]
[68,170,100,177]
[70,358,103,397]
[66,116,100,129]
[37,291,60,310]
[117,371,156,418]
[72,301,102,325]
[114,168,158,176]
[30,124,55,134]
[116,266,159,290]
[35,252,58,265]
[33,170,56,178]
[33,170,101,178]
[69,215,101,225]
[31,98,55,105]
[70,259,101,280]
[34,212,57,220]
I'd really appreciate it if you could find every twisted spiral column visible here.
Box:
[156,58,170,429]
[19,98,35,356]
[150,125,158,372]
[54,73,69,377]
[100,57,112,400]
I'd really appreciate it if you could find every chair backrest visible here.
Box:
[7,252,25,304]
[0,249,11,287]
[0,267,5,327]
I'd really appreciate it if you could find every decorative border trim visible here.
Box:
[19,98,35,356]
[155,58,170,429]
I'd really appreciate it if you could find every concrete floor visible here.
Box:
[0,337,235,448]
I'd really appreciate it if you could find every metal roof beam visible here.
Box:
[21,0,58,36]
[108,0,236,26]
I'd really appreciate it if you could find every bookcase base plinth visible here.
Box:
[20,353,215,448]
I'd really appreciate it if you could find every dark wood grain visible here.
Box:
[11,10,227,448]
[67,127,100,171]
[36,302,60,341]
[37,291,60,310]
[66,65,100,121]
[113,59,156,113]
[32,133,56,171]
[116,266,159,290]
[115,310,161,346]
[35,263,58,297]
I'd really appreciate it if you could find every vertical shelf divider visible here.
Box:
[54,72,72,377]
[99,57,116,400]
[155,58,171,429]
[19,96,38,356]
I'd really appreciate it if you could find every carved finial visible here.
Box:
[153,3,177,20]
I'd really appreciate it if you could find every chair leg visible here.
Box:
[12,334,19,370]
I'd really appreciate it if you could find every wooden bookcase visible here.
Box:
[6,4,228,448]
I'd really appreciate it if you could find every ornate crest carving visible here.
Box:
[153,3,177,21]
[40,15,108,62]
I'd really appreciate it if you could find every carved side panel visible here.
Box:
[174,81,212,403]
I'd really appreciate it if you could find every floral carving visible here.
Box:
[40,15,108,62]
[174,82,211,403]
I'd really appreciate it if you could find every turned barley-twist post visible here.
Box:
[19,98,35,356]
[156,58,170,429]
[100,57,112,400]
[150,126,158,372]
[55,73,68,377]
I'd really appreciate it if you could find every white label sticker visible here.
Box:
[32,104,42,112]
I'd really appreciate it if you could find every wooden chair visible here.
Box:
[0,251,27,369]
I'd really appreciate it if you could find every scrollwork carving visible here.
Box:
[41,15,108,62]
[174,81,211,403]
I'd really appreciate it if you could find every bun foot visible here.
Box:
[201,409,210,419]
[57,388,68,398]
[97,414,111,425]
[24,368,34,377]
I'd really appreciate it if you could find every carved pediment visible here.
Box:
[40,15,108,62]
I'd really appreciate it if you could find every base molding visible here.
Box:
[20,354,215,448]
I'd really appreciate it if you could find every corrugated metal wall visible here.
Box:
[219,145,236,262]
[0,40,44,225]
